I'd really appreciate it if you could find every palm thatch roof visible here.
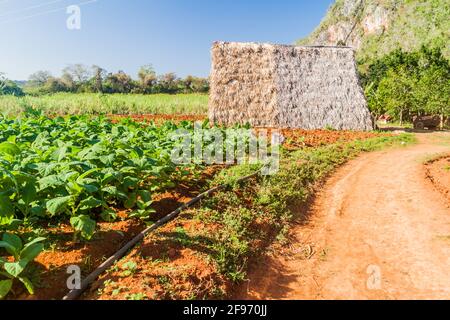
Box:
[209,42,374,131]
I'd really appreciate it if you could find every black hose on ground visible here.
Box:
[62,170,260,300]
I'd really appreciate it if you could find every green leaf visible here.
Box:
[11,171,35,184]
[23,237,46,249]
[137,200,153,210]
[4,260,28,277]
[70,215,96,240]
[22,182,37,205]
[101,186,128,200]
[20,243,44,262]
[46,196,72,216]
[99,154,115,165]
[18,276,34,295]
[123,176,139,189]
[101,171,122,185]
[62,171,79,182]
[0,196,14,226]
[0,142,20,156]
[100,209,117,222]
[77,168,101,182]
[79,197,103,211]
[0,280,13,299]
[82,184,99,194]
[0,241,16,256]
[2,233,23,256]
[52,145,68,162]
[129,208,155,220]
[137,190,152,203]
[38,175,63,191]
[6,136,16,144]
[124,193,137,209]
[0,216,14,227]
[5,219,23,231]
[0,168,18,189]
[66,182,83,194]
[30,206,45,218]
[0,196,14,217]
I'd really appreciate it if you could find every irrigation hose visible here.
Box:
[62,170,261,300]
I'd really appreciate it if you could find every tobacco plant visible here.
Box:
[0,114,203,240]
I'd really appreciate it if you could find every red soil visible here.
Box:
[425,156,450,205]
[271,129,387,149]
[22,219,144,300]
[10,166,221,301]
[84,217,229,300]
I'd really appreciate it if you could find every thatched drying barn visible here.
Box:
[209,42,374,131]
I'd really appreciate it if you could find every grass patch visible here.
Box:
[377,121,414,129]
[186,133,415,287]
[0,93,208,116]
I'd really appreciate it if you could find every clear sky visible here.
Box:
[0,0,334,80]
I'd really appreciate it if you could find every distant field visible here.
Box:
[0,93,209,116]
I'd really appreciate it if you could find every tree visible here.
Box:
[60,72,76,92]
[364,81,385,120]
[104,71,135,93]
[415,66,450,128]
[138,65,157,93]
[18,66,210,96]
[45,77,68,93]
[63,64,91,83]
[28,70,52,86]
[376,67,416,125]
[362,46,449,125]
[156,72,179,93]
[182,75,209,93]
[0,72,24,96]
[91,65,107,93]
[0,72,6,92]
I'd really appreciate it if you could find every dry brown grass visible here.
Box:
[209,42,374,131]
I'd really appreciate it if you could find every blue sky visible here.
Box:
[0,0,333,80]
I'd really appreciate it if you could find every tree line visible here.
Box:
[360,46,449,126]
[0,72,24,96]
[1,65,209,96]
[2,48,448,127]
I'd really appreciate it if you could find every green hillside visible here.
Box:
[298,0,449,65]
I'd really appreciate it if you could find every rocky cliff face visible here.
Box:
[298,0,449,63]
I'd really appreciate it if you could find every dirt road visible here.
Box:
[235,132,450,300]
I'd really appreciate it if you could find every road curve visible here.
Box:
[235,132,450,300]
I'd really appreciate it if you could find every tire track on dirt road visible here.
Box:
[235,132,450,300]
